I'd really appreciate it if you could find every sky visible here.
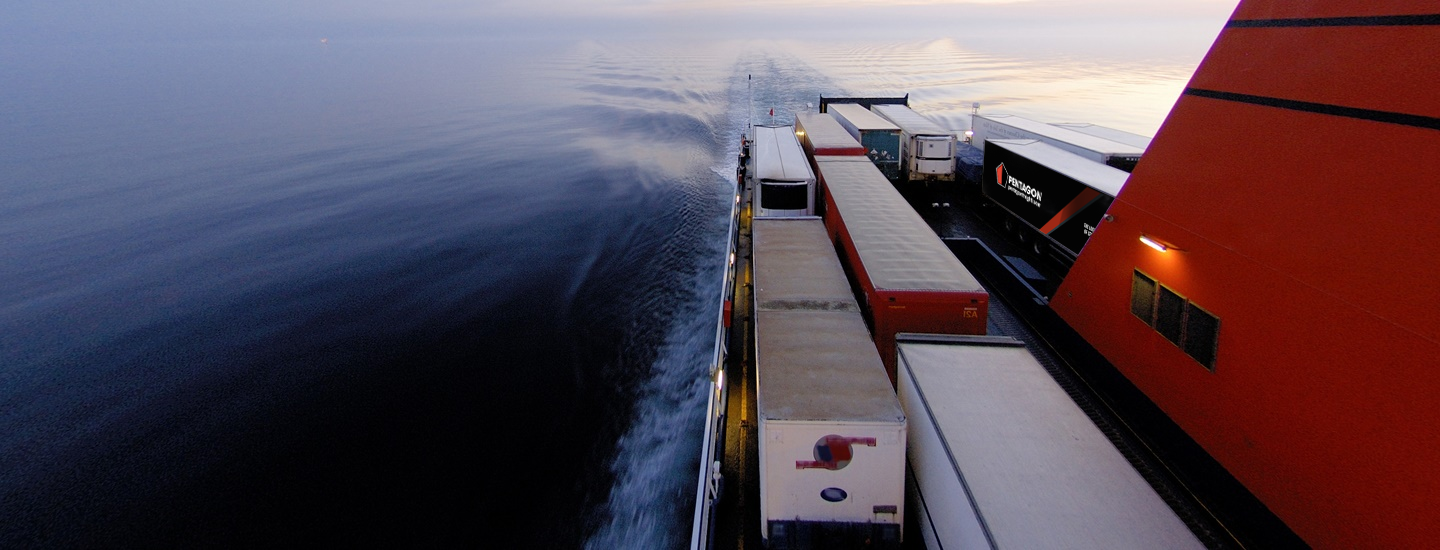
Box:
[4,0,1240,43]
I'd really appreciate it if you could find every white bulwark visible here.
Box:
[897,334,1205,550]
[749,124,816,217]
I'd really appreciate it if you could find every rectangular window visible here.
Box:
[1154,286,1186,345]
[1130,270,1156,324]
[1130,268,1221,371]
[759,181,809,211]
[1183,305,1220,371]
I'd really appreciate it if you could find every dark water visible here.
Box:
[1,29,1209,548]
[1,37,744,547]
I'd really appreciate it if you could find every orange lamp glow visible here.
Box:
[1140,235,1168,252]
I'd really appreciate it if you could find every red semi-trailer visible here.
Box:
[814,155,988,384]
[795,113,868,157]
[796,113,868,217]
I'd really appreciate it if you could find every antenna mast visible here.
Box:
[747,74,753,137]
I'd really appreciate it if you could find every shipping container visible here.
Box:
[871,104,957,183]
[973,114,1146,172]
[826,103,903,180]
[748,124,816,217]
[982,139,1128,263]
[896,334,1205,550]
[814,155,988,384]
[752,218,906,550]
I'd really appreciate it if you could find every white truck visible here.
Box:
[752,218,906,550]
[896,334,1205,550]
[871,104,957,183]
[972,114,1147,172]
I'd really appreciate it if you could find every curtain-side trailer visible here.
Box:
[973,114,1147,172]
[897,334,1205,550]
[871,104,956,183]
[826,103,903,181]
[753,218,906,550]
[749,124,816,217]
[982,139,1128,264]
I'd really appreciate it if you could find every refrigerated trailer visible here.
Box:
[826,103,903,181]
[871,104,956,183]
[752,218,906,550]
[973,114,1146,172]
[982,139,1128,264]
[748,124,816,217]
[814,155,988,385]
[896,334,1205,550]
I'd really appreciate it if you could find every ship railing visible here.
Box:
[689,178,741,550]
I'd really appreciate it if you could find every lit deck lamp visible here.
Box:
[966,102,979,143]
[1139,235,1169,252]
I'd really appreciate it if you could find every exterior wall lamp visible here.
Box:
[1140,235,1170,252]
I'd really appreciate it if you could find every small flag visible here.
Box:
[769,108,774,116]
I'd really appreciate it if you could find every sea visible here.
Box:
[1,17,1222,548]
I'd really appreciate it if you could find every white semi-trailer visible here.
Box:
[972,114,1147,172]
[748,124,816,217]
[870,104,956,183]
[896,334,1205,550]
[1051,122,1153,150]
[753,218,906,550]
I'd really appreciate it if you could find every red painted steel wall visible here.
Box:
[1051,1,1440,547]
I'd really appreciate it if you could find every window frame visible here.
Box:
[1130,268,1219,371]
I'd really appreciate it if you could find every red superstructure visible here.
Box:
[1050,1,1440,547]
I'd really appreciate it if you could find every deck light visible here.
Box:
[795,130,805,137]
[1139,235,1168,252]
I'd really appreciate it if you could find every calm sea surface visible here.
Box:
[1,26,1215,547]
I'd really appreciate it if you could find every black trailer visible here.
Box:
[981,139,1128,264]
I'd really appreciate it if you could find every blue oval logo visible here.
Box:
[820,487,848,502]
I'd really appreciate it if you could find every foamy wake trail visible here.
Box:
[587,50,828,548]
[584,263,722,549]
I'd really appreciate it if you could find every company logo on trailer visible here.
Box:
[996,163,1043,207]
[796,435,877,470]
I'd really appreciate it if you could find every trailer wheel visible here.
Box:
[1003,217,1017,235]
[1031,238,1047,257]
